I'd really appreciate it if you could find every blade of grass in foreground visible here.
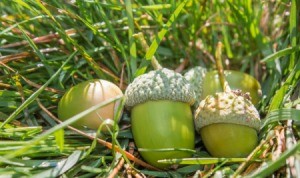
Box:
[0,51,78,129]
[158,157,261,165]
[32,150,82,178]
[54,128,64,152]
[0,125,42,140]
[261,108,300,129]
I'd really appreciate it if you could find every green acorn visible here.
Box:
[194,42,261,158]
[202,70,262,105]
[125,68,196,168]
[194,91,260,157]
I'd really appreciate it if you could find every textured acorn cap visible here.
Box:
[125,68,195,108]
[184,66,207,108]
[194,91,261,131]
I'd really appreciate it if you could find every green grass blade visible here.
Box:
[0,126,42,140]
[158,157,261,165]
[134,0,188,76]
[261,46,300,63]
[138,4,172,10]
[6,158,59,168]
[138,147,196,153]
[18,26,54,75]
[221,23,233,58]
[268,61,300,111]
[32,150,82,178]
[0,16,46,35]
[261,108,300,129]
[145,0,188,61]
[288,0,297,70]
[176,165,202,174]
[30,0,60,26]
[0,156,25,167]
[0,51,77,129]
[140,170,170,177]
[8,158,59,168]
[125,0,137,79]
[12,0,33,10]
[226,2,247,30]
[81,165,108,174]
[54,129,64,152]
[62,35,110,80]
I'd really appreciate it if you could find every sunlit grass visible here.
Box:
[0,0,299,177]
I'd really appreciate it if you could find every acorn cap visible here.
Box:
[194,91,261,131]
[184,66,207,108]
[125,68,195,108]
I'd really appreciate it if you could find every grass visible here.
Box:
[0,0,299,177]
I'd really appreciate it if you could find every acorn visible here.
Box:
[184,67,261,108]
[194,42,261,158]
[125,68,196,168]
[202,70,262,105]
[58,79,123,131]
[194,91,260,157]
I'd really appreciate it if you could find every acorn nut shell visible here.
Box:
[125,68,196,168]
[202,70,262,105]
[195,91,261,158]
[58,79,123,131]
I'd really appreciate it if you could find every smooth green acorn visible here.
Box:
[125,68,195,168]
[202,70,262,105]
[58,79,123,131]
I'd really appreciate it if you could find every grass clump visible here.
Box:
[0,0,299,177]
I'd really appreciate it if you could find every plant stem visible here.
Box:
[215,41,231,92]
[133,32,163,70]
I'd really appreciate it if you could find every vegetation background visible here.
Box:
[0,0,299,177]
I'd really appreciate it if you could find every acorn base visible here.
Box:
[200,123,258,158]
[131,100,195,168]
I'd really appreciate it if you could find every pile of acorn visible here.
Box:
[57,42,262,169]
